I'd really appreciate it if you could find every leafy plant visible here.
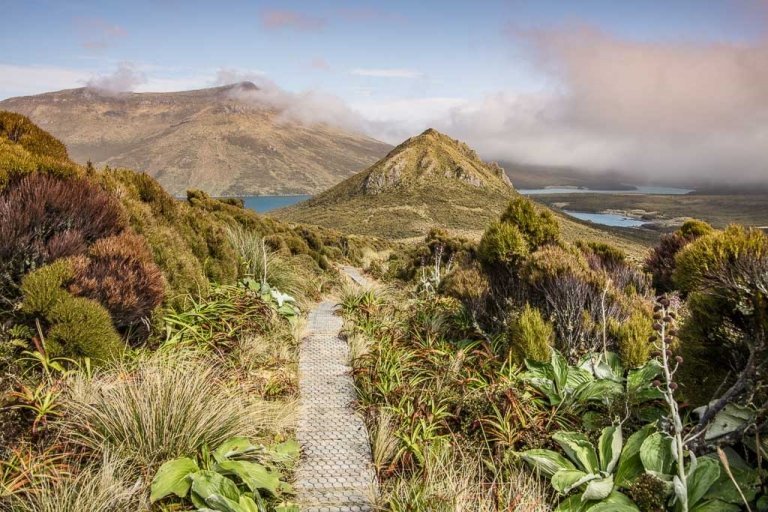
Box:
[151,436,300,512]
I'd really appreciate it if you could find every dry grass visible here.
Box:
[8,452,146,512]
[62,351,293,473]
[381,447,552,512]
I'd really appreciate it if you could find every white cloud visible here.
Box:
[86,62,147,94]
[349,68,423,78]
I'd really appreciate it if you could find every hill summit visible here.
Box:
[274,129,517,239]
[337,128,512,198]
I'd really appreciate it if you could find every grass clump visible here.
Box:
[63,352,287,472]
[508,304,553,363]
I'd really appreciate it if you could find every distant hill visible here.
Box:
[0,82,391,196]
[500,161,635,190]
[274,129,653,256]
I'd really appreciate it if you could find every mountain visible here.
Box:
[274,129,515,239]
[274,129,655,256]
[0,82,391,196]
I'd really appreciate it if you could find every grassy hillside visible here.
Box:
[0,112,382,510]
[0,83,391,196]
[276,129,653,259]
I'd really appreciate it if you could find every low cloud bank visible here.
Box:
[86,62,146,94]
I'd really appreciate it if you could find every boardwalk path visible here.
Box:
[294,267,376,511]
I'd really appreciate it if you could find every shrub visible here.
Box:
[508,304,554,362]
[46,296,123,361]
[68,232,165,343]
[644,219,713,293]
[0,111,69,162]
[499,197,559,248]
[577,241,626,271]
[19,259,74,317]
[20,262,123,361]
[440,264,488,301]
[609,309,654,368]
[63,353,291,471]
[673,225,768,406]
[0,174,126,306]
[478,221,528,266]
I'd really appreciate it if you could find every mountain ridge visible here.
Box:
[0,83,391,196]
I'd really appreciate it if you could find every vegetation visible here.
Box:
[342,197,768,511]
[0,113,375,511]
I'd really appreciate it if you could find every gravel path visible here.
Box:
[294,268,376,511]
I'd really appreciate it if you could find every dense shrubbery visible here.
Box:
[0,173,126,306]
[644,219,713,292]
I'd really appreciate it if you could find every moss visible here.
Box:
[508,304,554,363]
[20,259,75,316]
[46,295,123,361]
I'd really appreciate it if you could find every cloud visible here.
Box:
[350,68,423,78]
[214,69,365,132]
[381,26,768,185]
[86,62,147,94]
[74,17,127,50]
[309,57,331,71]
[260,9,325,31]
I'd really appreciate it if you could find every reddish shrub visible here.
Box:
[0,174,126,305]
[68,232,165,343]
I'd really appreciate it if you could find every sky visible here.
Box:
[1,0,767,183]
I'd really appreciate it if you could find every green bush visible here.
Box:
[478,221,528,266]
[19,258,74,317]
[644,219,713,293]
[508,304,553,362]
[20,261,123,361]
[499,197,559,248]
[439,264,488,301]
[609,309,654,368]
[47,296,123,361]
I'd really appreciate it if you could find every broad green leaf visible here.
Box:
[703,448,759,504]
[270,439,300,463]
[213,437,260,463]
[565,367,595,393]
[549,350,570,397]
[704,403,754,441]
[519,449,577,477]
[190,471,241,508]
[690,500,741,512]
[579,352,623,381]
[598,426,622,474]
[555,494,590,512]
[673,475,688,512]
[587,491,640,511]
[640,432,674,476]
[216,460,281,495]
[627,360,662,392]
[581,475,614,501]
[615,424,656,487]
[205,494,246,512]
[554,431,599,474]
[575,380,623,403]
[238,496,259,512]
[687,457,719,507]
[552,469,594,493]
[150,457,199,503]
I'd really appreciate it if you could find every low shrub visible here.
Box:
[0,173,126,307]
[478,221,528,266]
[68,232,165,343]
[20,262,123,361]
[499,197,559,248]
[508,304,554,362]
[644,219,713,293]
[609,309,654,368]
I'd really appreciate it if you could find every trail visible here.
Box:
[294,268,376,511]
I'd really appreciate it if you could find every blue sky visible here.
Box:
[1,0,763,101]
[1,1,767,182]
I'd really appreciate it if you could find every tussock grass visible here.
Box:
[62,351,289,472]
[382,447,552,512]
[9,452,145,512]
[225,224,311,304]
